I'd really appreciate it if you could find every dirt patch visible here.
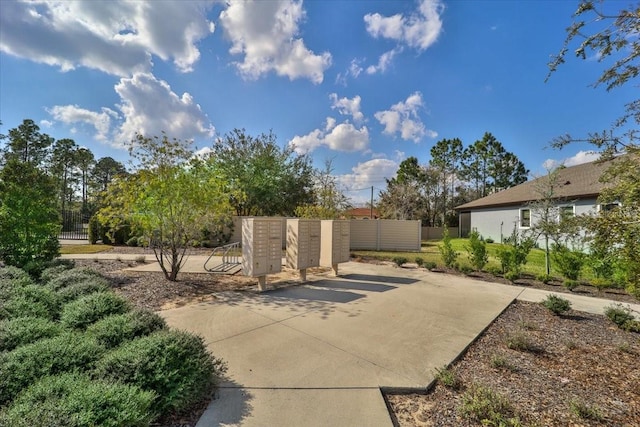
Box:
[386,300,640,426]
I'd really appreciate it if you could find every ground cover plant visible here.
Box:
[0,263,226,426]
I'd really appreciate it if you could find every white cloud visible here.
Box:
[338,158,399,203]
[542,150,600,171]
[364,0,444,51]
[290,121,369,154]
[374,92,436,142]
[336,58,364,85]
[47,105,118,141]
[48,72,214,147]
[114,73,215,144]
[219,0,331,83]
[329,93,364,123]
[39,120,53,128]
[0,0,215,76]
[366,48,401,74]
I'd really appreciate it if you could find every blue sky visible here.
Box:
[0,0,633,204]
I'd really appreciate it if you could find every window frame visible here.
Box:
[519,208,531,229]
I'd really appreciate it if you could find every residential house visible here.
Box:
[345,207,379,219]
[454,158,616,242]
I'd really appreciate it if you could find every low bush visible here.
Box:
[569,399,604,421]
[536,273,552,284]
[604,304,638,331]
[466,230,488,271]
[424,261,437,270]
[485,237,495,244]
[94,330,227,416]
[60,292,131,330]
[458,383,521,426]
[56,279,110,303]
[504,271,520,282]
[563,279,579,291]
[459,265,473,275]
[414,257,424,267]
[485,265,502,276]
[438,227,458,268]
[0,316,62,352]
[435,366,461,390]
[0,266,34,292]
[591,278,612,293]
[506,332,540,353]
[392,256,408,267]
[87,309,167,349]
[0,373,156,427]
[552,244,585,281]
[541,294,572,316]
[126,236,139,247]
[1,285,61,320]
[0,332,104,405]
[46,268,107,291]
[489,354,517,372]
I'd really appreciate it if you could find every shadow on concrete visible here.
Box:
[197,379,252,427]
[311,279,395,293]
[341,273,419,285]
[268,286,365,304]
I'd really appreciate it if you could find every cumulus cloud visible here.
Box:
[374,92,436,142]
[0,0,215,76]
[290,120,369,154]
[366,48,401,74]
[542,150,600,171]
[48,105,118,141]
[219,0,331,83]
[48,72,214,147]
[329,93,364,123]
[338,158,399,203]
[364,0,444,51]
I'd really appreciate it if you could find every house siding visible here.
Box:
[467,198,599,245]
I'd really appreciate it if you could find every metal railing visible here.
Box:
[204,242,241,273]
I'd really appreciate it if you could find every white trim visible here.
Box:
[519,208,531,229]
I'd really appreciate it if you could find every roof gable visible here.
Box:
[455,158,615,210]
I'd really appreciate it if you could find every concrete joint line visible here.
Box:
[217,386,381,391]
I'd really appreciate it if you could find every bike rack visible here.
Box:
[204,242,241,273]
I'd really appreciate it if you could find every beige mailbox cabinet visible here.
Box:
[319,220,350,275]
[286,219,320,281]
[242,218,282,290]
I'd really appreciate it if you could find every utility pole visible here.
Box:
[370,186,374,219]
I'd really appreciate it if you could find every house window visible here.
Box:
[559,205,574,222]
[599,202,620,212]
[520,208,531,228]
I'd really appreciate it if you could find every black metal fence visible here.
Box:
[58,210,89,240]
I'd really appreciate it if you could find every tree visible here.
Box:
[98,134,232,281]
[295,159,351,219]
[2,119,53,167]
[0,159,60,269]
[548,0,640,295]
[430,138,463,225]
[75,148,95,213]
[378,157,428,221]
[50,138,79,213]
[91,157,127,193]
[208,129,314,216]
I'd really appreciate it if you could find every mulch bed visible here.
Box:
[385,300,640,426]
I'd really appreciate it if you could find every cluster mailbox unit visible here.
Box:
[319,219,350,276]
[285,219,321,281]
[241,217,283,291]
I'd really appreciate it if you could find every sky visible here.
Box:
[0,0,634,205]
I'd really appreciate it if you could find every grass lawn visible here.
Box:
[352,238,594,281]
[59,244,113,255]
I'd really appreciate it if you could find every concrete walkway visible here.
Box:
[61,252,640,426]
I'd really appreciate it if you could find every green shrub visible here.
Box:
[605,304,635,328]
[0,373,156,427]
[60,292,131,330]
[435,366,461,390]
[591,278,612,293]
[459,264,473,275]
[1,285,61,320]
[496,232,535,275]
[0,266,34,292]
[504,271,520,282]
[458,384,521,426]
[57,279,110,303]
[541,294,572,315]
[485,237,494,244]
[46,268,107,291]
[87,309,167,349]
[536,273,552,284]
[424,261,437,270]
[0,332,104,405]
[563,279,579,291]
[485,265,502,276]
[569,399,603,421]
[126,236,139,247]
[490,354,517,372]
[552,244,585,281]
[506,332,540,353]
[414,257,424,267]
[95,330,227,416]
[88,215,101,245]
[392,256,408,267]
[466,231,489,271]
[0,316,62,352]
[39,264,72,283]
[438,227,458,268]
